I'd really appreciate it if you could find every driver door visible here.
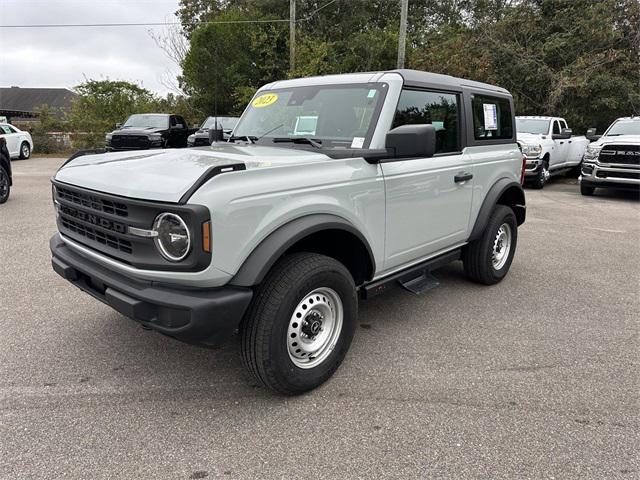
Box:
[381,89,473,271]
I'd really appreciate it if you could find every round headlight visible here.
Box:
[153,213,191,261]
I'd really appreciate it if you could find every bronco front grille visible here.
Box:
[598,144,640,165]
[56,185,128,217]
[52,180,211,272]
[61,217,133,254]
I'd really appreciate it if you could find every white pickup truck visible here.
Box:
[516,116,590,189]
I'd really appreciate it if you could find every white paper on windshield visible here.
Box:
[483,104,498,130]
[294,116,318,135]
[351,137,365,149]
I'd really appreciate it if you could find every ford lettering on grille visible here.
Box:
[60,205,128,234]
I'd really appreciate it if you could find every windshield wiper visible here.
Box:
[272,137,323,148]
[228,135,257,144]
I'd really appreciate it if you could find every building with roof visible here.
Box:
[0,87,78,123]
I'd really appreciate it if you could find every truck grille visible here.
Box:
[598,144,640,165]
[111,134,150,149]
[52,180,212,272]
[61,216,133,254]
[56,185,128,217]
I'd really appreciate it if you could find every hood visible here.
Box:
[516,132,547,145]
[55,143,330,203]
[111,127,166,135]
[591,134,640,147]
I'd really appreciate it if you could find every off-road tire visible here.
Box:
[462,205,517,285]
[19,142,31,160]
[241,252,358,395]
[580,183,595,196]
[0,166,10,204]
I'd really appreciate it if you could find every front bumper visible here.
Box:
[50,234,253,346]
[580,162,640,189]
[523,157,543,177]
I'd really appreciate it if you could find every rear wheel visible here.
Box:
[463,205,517,285]
[0,166,10,203]
[580,183,595,196]
[19,142,30,160]
[241,252,358,395]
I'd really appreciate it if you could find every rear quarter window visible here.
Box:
[471,95,513,141]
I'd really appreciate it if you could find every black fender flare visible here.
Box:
[230,214,376,287]
[468,178,526,242]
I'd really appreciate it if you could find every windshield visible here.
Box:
[122,114,168,129]
[233,83,388,149]
[516,118,550,135]
[202,116,239,131]
[605,119,640,136]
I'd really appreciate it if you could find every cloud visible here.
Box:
[0,0,182,95]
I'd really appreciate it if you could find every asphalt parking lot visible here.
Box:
[1,156,638,479]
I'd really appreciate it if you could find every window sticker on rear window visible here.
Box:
[483,104,498,130]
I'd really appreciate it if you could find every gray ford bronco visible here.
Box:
[50,70,526,395]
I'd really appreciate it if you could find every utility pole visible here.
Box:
[397,0,408,69]
[290,0,296,74]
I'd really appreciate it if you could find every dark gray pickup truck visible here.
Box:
[106,114,198,151]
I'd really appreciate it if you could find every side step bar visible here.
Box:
[361,249,461,299]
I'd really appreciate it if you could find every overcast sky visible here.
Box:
[0,0,182,95]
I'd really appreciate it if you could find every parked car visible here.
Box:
[0,123,33,159]
[0,137,12,203]
[105,114,198,151]
[188,116,240,147]
[580,117,640,195]
[516,116,589,189]
[50,70,526,395]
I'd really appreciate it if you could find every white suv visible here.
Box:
[0,123,33,159]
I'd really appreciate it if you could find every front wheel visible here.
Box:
[19,142,31,160]
[463,205,518,285]
[530,160,549,189]
[241,252,358,395]
[580,183,595,196]
[0,166,10,203]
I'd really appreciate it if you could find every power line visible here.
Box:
[0,0,340,29]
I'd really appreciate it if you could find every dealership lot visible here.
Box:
[1,157,638,479]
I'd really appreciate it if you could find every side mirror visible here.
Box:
[586,128,601,142]
[552,128,572,140]
[115,123,122,129]
[385,124,436,159]
[208,128,224,143]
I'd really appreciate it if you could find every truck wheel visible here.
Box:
[0,166,10,204]
[241,252,358,395]
[580,183,595,196]
[19,142,31,160]
[531,160,549,189]
[462,205,517,285]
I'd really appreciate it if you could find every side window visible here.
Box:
[471,95,513,140]
[392,89,460,154]
[560,120,568,130]
[0,125,12,134]
[552,121,561,135]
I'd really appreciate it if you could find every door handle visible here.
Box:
[454,172,473,183]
